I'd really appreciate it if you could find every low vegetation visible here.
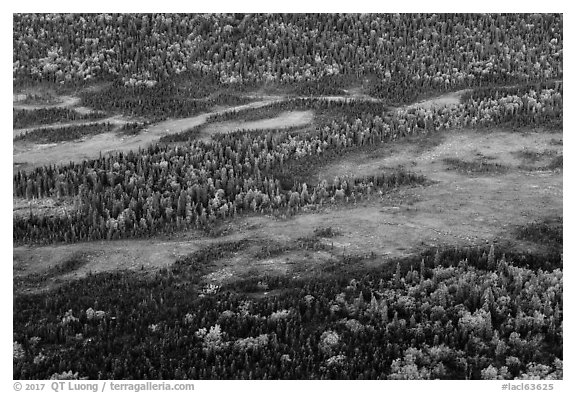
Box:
[513,149,557,164]
[117,121,151,136]
[14,254,89,291]
[443,158,508,175]
[313,226,341,238]
[515,217,562,250]
[547,156,563,170]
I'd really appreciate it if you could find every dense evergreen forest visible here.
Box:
[13,244,562,380]
[14,13,561,90]
[13,108,107,129]
[13,13,562,380]
[14,122,115,143]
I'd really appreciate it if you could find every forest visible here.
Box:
[14,122,115,144]
[14,14,561,90]
[13,244,562,380]
[14,108,106,129]
[13,13,562,380]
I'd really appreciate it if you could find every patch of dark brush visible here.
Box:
[289,74,358,96]
[215,124,311,141]
[443,157,508,174]
[263,147,348,189]
[318,251,380,277]
[206,104,287,124]
[295,235,329,251]
[412,130,447,155]
[549,138,563,146]
[473,151,498,161]
[518,154,562,172]
[14,254,90,290]
[515,217,563,249]
[117,121,151,136]
[263,144,390,190]
[313,226,341,238]
[547,155,563,170]
[159,125,204,143]
[47,254,89,276]
[14,122,115,143]
[168,240,253,283]
[13,107,107,129]
[221,273,301,294]
[351,132,443,162]
[253,241,291,259]
[545,118,563,131]
[514,149,557,163]
[252,230,339,261]
[175,240,252,268]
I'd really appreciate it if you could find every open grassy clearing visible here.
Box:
[317,127,562,183]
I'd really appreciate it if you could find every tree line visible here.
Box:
[14,122,115,144]
[13,108,106,129]
[78,81,251,120]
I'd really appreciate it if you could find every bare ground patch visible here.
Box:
[198,110,314,141]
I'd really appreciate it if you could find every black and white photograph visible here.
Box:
[10,5,566,387]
